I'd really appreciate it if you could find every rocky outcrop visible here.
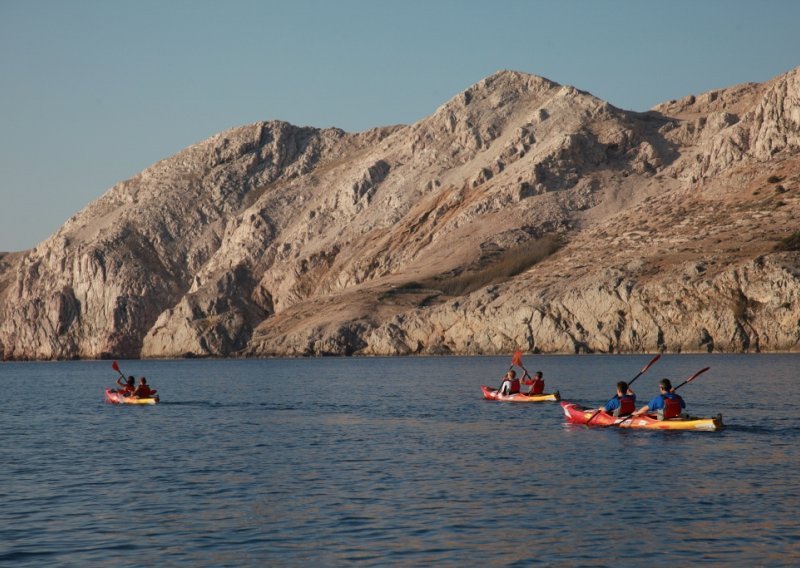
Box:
[1,67,800,359]
[359,253,800,356]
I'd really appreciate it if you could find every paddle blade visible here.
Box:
[511,350,523,368]
[112,361,120,372]
[685,366,710,383]
[640,353,661,374]
[673,367,711,391]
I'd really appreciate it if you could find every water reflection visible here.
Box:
[1,355,799,566]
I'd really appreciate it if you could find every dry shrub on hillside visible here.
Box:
[775,232,800,252]
[427,235,563,296]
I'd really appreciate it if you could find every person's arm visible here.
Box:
[601,397,617,412]
[634,396,656,415]
[635,394,662,415]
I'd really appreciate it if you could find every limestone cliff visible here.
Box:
[1,67,799,359]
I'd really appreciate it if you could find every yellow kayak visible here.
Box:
[561,402,723,431]
[105,388,159,405]
[482,385,561,402]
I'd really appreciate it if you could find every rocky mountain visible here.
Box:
[1,67,799,360]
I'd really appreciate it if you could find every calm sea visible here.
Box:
[1,354,798,566]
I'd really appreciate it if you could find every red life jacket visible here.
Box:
[617,395,636,416]
[660,394,684,419]
[509,378,521,395]
[528,378,544,395]
[136,385,153,398]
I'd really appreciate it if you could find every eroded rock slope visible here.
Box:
[1,68,799,359]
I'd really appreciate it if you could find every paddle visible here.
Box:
[495,351,527,395]
[512,350,533,382]
[586,353,661,425]
[111,360,128,392]
[672,366,710,392]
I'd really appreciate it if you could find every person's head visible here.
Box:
[507,370,516,379]
[127,376,135,386]
[534,371,543,379]
[659,378,672,392]
[617,381,629,395]
[140,377,147,385]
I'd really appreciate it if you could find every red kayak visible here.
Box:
[481,385,560,402]
[561,401,722,431]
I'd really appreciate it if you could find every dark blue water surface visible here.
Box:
[1,354,799,566]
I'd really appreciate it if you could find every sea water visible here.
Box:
[1,354,798,566]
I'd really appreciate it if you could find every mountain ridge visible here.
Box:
[1,67,799,359]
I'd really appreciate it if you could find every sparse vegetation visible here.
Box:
[767,175,784,183]
[378,282,441,305]
[775,231,800,252]
[422,235,563,296]
[380,235,563,301]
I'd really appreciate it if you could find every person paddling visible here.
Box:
[526,371,545,396]
[131,377,157,399]
[115,375,136,396]
[600,381,636,417]
[498,370,521,396]
[633,378,685,419]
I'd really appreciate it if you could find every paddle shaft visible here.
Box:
[626,353,661,390]
[112,360,125,379]
[672,366,710,392]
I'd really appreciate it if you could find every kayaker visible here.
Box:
[498,370,521,395]
[526,371,545,396]
[131,377,157,399]
[115,375,136,396]
[633,378,685,419]
[600,381,636,416]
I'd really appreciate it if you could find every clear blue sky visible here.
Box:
[1,0,799,252]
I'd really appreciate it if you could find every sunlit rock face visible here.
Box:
[1,68,799,359]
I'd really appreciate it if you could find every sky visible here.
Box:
[1,0,799,252]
